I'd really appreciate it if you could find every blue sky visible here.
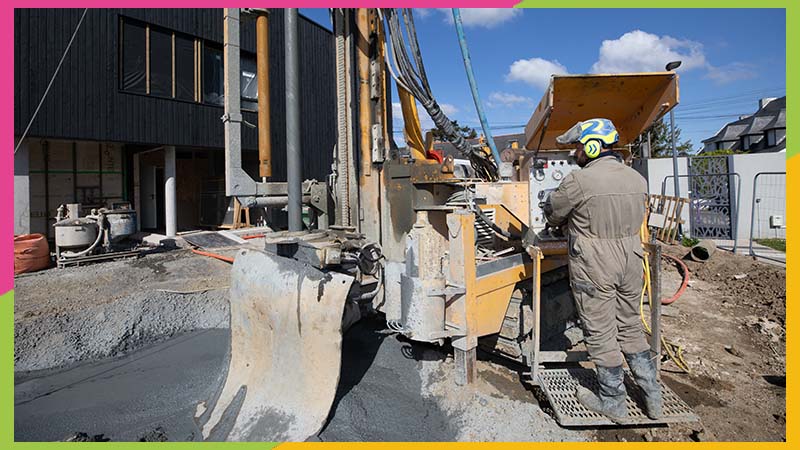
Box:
[300,8,786,151]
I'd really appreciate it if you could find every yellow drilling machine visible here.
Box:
[197,8,698,441]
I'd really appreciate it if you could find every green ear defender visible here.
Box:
[584,139,602,158]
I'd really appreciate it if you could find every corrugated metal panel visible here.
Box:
[15,8,335,182]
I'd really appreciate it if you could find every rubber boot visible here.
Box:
[625,350,663,419]
[576,365,628,423]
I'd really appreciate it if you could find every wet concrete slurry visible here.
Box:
[14,317,456,442]
[14,329,228,442]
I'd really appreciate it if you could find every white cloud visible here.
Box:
[440,103,459,115]
[414,9,433,19]
[590,30,707,74]
[487,91,534,108]
[506,57,569,90]
[438,8,522,29]
[705,62,758,85]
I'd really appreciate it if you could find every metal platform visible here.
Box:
[538,367,699,427]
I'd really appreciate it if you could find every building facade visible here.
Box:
[14,8,336,238]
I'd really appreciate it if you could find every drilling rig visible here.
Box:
[196,8,696,441]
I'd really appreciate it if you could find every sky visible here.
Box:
[299,8,786,152]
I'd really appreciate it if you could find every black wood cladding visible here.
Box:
[15,8,336,182]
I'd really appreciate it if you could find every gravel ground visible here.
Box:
[14,249,232,372]
[13,241,785,442]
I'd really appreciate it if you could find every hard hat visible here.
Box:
[555,118,619,159]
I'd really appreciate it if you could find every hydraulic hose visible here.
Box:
[661,253,690,305]
[452,8,502,167]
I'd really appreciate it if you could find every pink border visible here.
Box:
[2,2,519,293]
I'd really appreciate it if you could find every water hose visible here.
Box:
[661,254,690,306]
[452,8,502,167]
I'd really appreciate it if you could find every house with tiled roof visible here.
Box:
[701,96,786,153]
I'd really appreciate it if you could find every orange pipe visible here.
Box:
[191,248,235,264]
[257,14,272,178]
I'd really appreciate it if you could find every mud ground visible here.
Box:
[13,243,785,441]
[595,244,786,442]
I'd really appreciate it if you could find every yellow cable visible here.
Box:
[639,235,692,373]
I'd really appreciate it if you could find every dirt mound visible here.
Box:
[663,245,785,330]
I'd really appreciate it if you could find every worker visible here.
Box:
[542,118,661,423]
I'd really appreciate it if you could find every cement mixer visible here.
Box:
[198,8,698,441]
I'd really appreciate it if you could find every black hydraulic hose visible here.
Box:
[475,207,523,241]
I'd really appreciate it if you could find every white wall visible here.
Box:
[640,153,786,242]
[637,156,692,231]
[14,140,30,235]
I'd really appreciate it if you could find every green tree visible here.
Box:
[431,120,478,141]
[632,117,693,158]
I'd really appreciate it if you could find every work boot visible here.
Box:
[576,365,628,424]
[625,350,663,419]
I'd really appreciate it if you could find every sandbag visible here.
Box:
[14,234,51,275]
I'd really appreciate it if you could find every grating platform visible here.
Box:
[538,367,699,427]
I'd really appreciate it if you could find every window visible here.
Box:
[241,56,258,111]
[120,18,256,110]
[174,35,195,101]
[766,129,776,147]
[203,44,224,106]
[121,21,146,93]
[149,28,172,97]
[120,18,197,101]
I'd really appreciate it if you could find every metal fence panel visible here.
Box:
[749,172,786,262]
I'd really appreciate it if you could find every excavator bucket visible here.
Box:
[199,248,354,441]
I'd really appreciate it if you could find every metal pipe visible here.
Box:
[240,195,311,208]
[285,8,302,231]
[452,8,502,167]
[256,13,272,179]
[670,109,680,199]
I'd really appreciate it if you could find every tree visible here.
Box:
[431,120,477,141]
[632,117,693,158]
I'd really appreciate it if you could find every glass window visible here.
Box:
[766,129,776,147]
[121,21,146,93]
[241,55,258,111]
[149,28,172,97]
[174,34,195,101]
[203,45,224,106]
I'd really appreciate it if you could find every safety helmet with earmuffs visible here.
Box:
[555,118,620,159]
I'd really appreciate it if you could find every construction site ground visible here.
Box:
[13,242,785,442]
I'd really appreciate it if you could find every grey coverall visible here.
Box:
[545,155,650,368]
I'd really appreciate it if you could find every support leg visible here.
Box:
[454,346,477,386]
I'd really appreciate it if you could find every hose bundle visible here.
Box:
[379,8,498,181]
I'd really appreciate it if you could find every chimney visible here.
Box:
[759,97,777,109]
